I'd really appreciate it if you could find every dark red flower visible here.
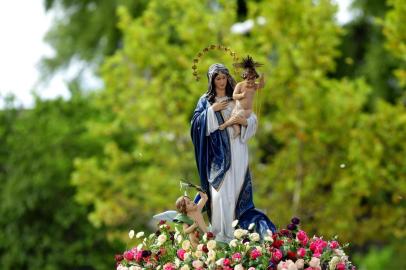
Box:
[291,217,300,225]
[114,254,124,262]
[287,223,297,231]
[272,240,283,249]
[159,220,166,225]
[202,245,209,253]
[287,251,296,260]
[206,232,215,239]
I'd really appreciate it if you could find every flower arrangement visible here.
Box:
[115,218,356,270]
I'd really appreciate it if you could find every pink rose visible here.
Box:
[135,250,143,261]
[232,252,242,262]
[250,248,262,260]
[248,268,256,270]
[163,262,176,270]
[177,249,186,261]
[336,262,346,270]
[272,249,283,263]
[223,258,231,266]
[297,230,309,246]
[123,251,134,260]
[297,248,306,257]
[310,239,327,254]
[329,241,339,249]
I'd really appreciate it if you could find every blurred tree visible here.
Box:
[381,0,406,89]
[332,0,403,104]
[0,90,119,270]
[71,0,405,248]
[41,0,249,80]
[41,0,149,78]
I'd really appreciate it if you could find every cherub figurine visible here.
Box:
[219,55,265,137]
[174,190,209,247]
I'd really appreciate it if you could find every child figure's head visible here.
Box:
[233,55,263,81]
[176,196,197,214]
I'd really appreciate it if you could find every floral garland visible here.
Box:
[115,217,356,270]
[192,45,240,81]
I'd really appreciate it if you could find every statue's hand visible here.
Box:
[211,100,228,112]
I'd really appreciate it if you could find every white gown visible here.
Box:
[206,96,257,242]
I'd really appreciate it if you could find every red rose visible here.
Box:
[207,232,215,239]
[287,251,296,259]
[272,240,283,248]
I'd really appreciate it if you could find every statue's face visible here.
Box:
[214,72,227,91]
[184,197,198,212]
[245,71,257,82]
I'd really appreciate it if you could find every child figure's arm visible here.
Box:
[197,191,208,211]
[256,74,265,90]
[183,222,198,234]
[233,83,245,100]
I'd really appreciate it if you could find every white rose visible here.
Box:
[295,259,305,269]
[334,249,345,257]
[182,240,191,251]
[137,243,143,250]
[207,240,217,250]
[264,235,273,242]
[287,260,297,270]
[180,265,190,270]
[128,230,135,239]
[249,233,260,242]
[229,239,238,247]
[234,263,244,270]
[309,257,320,268]
[328,256,340,270]
[216,258,224,266]
[248,223,255,230]
[208,250,216,261]
[136,231,145,239]
[175,258,181,267]
[157,234,167,245]
[192,260,203,268]
[234,229,245,239]
[232,219,239,228]
[194,250,203,258]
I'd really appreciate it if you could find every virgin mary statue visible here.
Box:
[191,63,276,242]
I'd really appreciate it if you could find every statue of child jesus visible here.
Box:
[219,56,265,137]
[174,191,209,247]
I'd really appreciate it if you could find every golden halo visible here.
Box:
[192,44,240,81]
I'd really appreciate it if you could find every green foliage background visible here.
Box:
[0,0,405,269]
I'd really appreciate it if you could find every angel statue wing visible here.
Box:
[153,210,178,222]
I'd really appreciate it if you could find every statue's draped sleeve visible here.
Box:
[190,95,230,221]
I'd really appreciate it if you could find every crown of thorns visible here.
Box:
[233,55,263,79]
[192,44,240,81]
[233,55,263,70]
